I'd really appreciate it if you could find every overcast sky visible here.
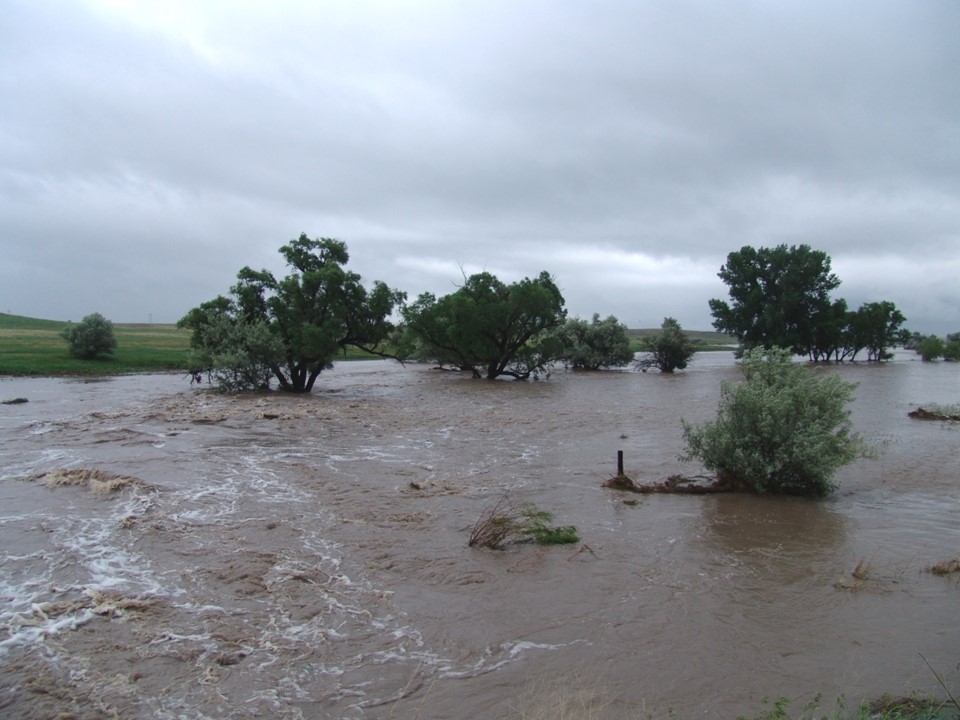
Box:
[2,1,958,333]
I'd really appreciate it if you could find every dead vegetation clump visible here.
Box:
[603,473,736,494]
[834,556,878,591]
[26,468,144,493]
[908,406,960,422]
[469,497,522,549]
[930,557,960,576]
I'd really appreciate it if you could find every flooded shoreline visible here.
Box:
[1,355,958,718]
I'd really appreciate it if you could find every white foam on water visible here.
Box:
[0,607,96,656]
[0,446,76,481]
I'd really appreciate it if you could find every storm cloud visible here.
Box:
[2,0,958,332]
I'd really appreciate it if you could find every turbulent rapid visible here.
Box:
[0,354,957,718]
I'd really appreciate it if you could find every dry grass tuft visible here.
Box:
[851,556,874,580]
[834,555,877,591]
[469,496,519,549]
[501,672,615,720]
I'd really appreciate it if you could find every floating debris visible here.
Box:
[25,468,144,493]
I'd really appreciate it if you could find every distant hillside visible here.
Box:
[0,313,68,331]
[627,328,733,344]
[1,313,730,341]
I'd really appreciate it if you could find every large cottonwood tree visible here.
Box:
[709,244,907,362]
[709,244,840,357]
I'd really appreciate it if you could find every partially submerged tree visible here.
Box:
[681,347,862,496]
[809,299,850,362]
[918,336,945,362]
[61,312,117,360]
[710,244,908,363]
[945,333,960,361]
[555,314,633,370]
[845,301,906,362]
[179,234,404,392]
[636,317,696,372]
[709,244,840,357]
[401,270,566,379]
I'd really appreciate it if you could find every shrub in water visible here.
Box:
[681,347,862,497]
[636,317,696,373]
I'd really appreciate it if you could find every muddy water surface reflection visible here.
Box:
[0,356,957,719]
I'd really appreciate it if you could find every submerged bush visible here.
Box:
[636,317,696,373]
[555,313,634,370]
[681,347,862,497]
[919,336,945,362]
[60,312,117,360]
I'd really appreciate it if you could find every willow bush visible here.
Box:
[681,347,863,496]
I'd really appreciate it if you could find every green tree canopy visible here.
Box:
[945,332,960,361]
[179,234,405,393]
[60,312,117,360]
[709,244,840,357]
[636,317,696,373]
[555,314,633,370]
[918,336,945,362]
[401,270,566,379]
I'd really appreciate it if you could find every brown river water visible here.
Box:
[0,353,958,719]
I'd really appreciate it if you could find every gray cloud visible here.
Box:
[2,0,958,332]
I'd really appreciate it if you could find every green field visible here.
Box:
[0,313,734,378]
[0,313,193,377]
[0,313,387,377]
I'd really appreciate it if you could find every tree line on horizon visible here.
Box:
[62,234,952,386]
[175,234,706,391]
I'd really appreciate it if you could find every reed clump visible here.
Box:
[469,497,579,549]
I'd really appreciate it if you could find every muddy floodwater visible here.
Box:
[1,353,958,719]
